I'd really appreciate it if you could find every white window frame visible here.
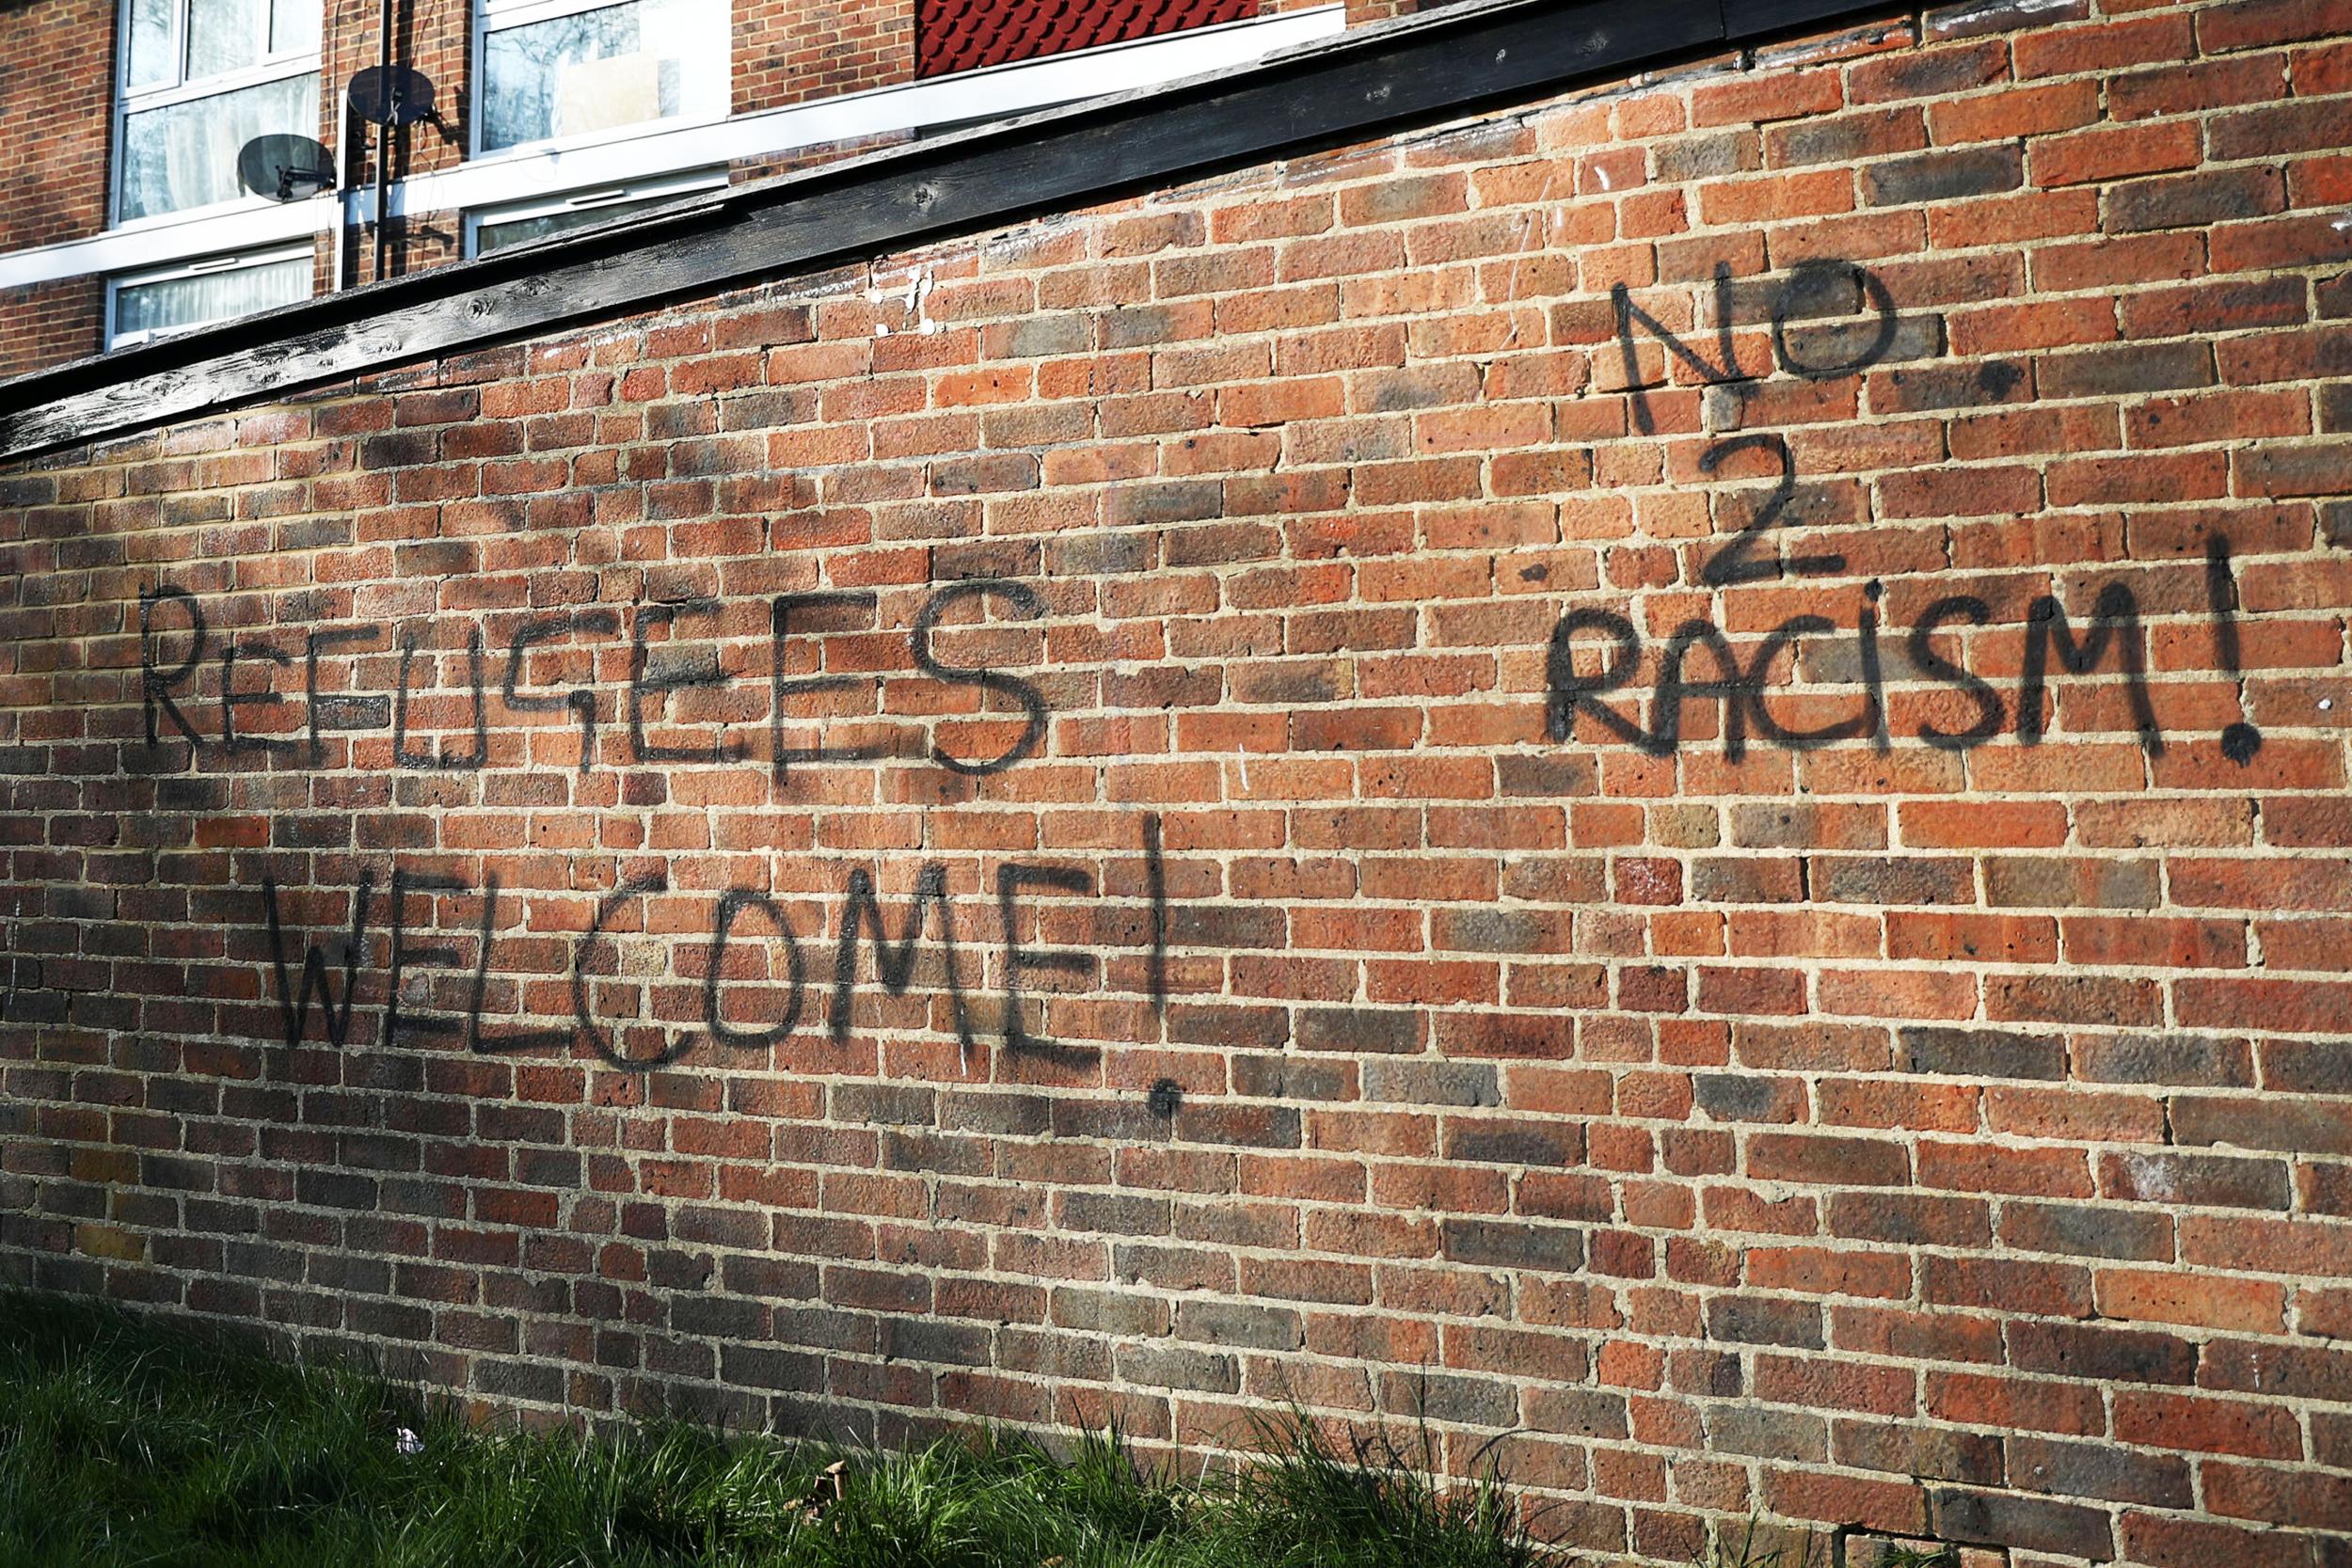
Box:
[105,242,314,349]
[462,166,728,258]
[113,0,322,230]
[470,0,731,162]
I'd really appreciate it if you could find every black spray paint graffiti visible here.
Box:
[142,578,1050,782]
[1581,258,2264,766]
[225,251,2275,1081]
[259,814,1169,1072]
[1546,541,2261,763]
[165,572,1139,1075]
[1613,257,1900,438]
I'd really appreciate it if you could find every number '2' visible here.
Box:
[1697,433,1846,587]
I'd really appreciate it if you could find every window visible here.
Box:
[474,0,727,155]
[107,245,313,348]
[115,0,322,224]
[464,168,727,256]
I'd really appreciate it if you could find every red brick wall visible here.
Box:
[0,0,114,255]
[8,1,2352,1562]
[0,276,105,376]
[740,0,914,113]
[0,0,116,364]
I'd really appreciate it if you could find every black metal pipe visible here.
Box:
[373,0,392,280]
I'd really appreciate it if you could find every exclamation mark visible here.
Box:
[2207,538,2263,766]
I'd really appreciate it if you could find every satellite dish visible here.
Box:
[348,65,437,126]
[236,134,336,201]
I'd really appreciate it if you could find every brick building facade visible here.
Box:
[0,0,1370,376]
[5,0,2352,1564]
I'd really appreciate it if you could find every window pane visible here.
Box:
[186,0,267,78]
[476,194,676,254]
[116,254,310,341]
[270,0,320,56]
[119,71,317,219]
[481,0,713,150]
[125,0,176,88]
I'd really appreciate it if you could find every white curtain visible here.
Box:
[125,0,174,87]
[119,71,317,220]
[117,255,310,339]
[185,0,267,79]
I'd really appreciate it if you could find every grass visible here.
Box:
[0,1291,1555,1568]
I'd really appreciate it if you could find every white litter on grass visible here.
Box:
[395,1427,423,1456]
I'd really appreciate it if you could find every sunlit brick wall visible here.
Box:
[6,2,2352,1564]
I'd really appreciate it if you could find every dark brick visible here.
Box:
[1828,1193,1992,1248]
[1295,1006,1422,1054]
[2073,1034,2252,1088]
[1931,1487,2113,1560]
[1836,1421,2004,1487]
[1898,1025,2065,1081]
[2006,1435,2191,1507]
[2009,1322,2196,1386]
[1863,146,2024,207]
[1772,109,1928,167]
[2202,1338,2352,1402]
[2261,1040,2352,1095]
[2000,1201,2171,1260]
[1380,1369,1518,1428]
[1230,1053,1356,1101]
[1694,1073,1806,1123]
[2106,166,2284,233]
[1174,1299,1300,1350]
[2037,341,2215,399]
[294,1170,377,1210]
[721,1344,822,1392]
[1708,1294,1824,1350]
[1442,1118,1583,1166]
[1117,1343,1238,1393]
[1875,358,2031,413]
[2173,1095,2352,1156]
[1813,857,1976,906]
[1439,1218,1585,1273]
[1711,1405,1828,1463]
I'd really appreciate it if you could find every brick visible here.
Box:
[2203,1463,2352,1532]
[2106,167,2285,233]
[1896,1025,2064,1081]
[2120,1512,2352,1568]
[1931,1486,2115,1560]
[2005,1435,2191,1508]
[2113,1390,2301,1459]
[2009,1322,2197,1386]
[1862,146,2024,208]
[1748,1134,1911,1187]
[2098,1150,2289,1211]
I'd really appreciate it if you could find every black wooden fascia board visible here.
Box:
[0,0,1899,461]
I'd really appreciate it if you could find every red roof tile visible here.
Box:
[917,0,1261,78]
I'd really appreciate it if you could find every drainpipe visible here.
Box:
[330,85,350,292]
[373,0,393,281]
